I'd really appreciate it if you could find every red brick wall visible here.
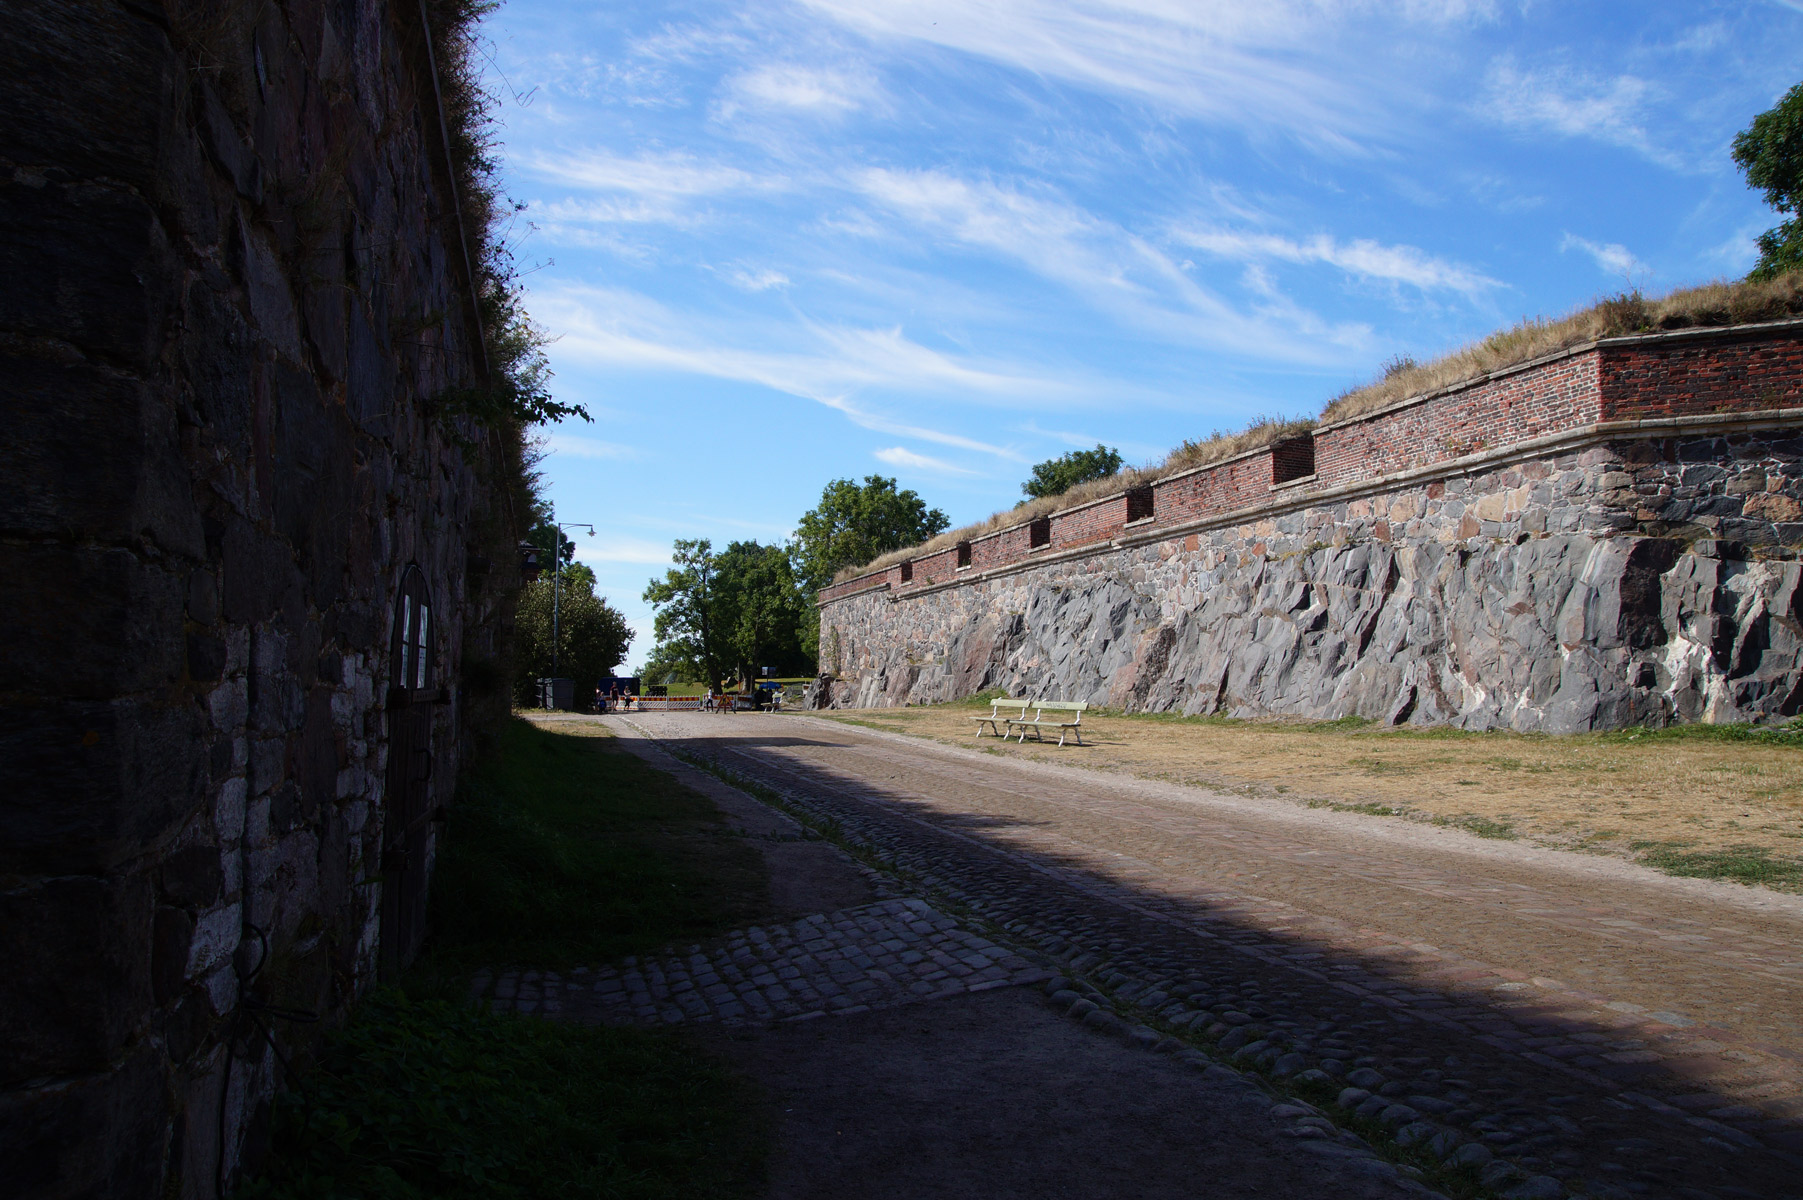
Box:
[1314,353,1601,485]
[1600,332,1803,421]
[1154,453,1272,523]
[1053,494,1128,550]
[819,325,1803,604]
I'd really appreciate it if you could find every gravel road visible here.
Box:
[535,711,1803,1199]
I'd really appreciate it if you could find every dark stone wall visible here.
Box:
[1,1,519,1195]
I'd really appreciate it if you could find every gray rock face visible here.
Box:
[820,437,1803,730]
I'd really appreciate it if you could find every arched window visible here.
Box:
[391,566,433,693]
[382,564,436,980]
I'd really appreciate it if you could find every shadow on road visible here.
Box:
[625,713,1803,1200]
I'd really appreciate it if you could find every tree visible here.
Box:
[642,539,816,690]
[525,521,577,574]
[643,539,728,690]
[712,541,815,683]
[792,476,949,590]
[1733,81,1803,280]
[639,640,704,686]
[1021,444,1122,499]
[513,575,634,704]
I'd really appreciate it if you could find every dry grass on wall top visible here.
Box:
[1320,272,1803,423]
[840,416,1319,583]
[832,273,1803,586]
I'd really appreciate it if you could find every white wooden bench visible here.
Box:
[972,698,1032,738]
[1009,700,1088,746]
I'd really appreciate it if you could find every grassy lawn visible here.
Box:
[424,718,770,976]
[821,699,1803,892]
[241,718,770,1199]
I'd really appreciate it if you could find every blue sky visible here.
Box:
[481,1,1803,669]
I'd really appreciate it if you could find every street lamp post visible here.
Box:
[546,505,595,703]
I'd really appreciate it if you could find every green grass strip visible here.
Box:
[238,991,762,1200]
[423,718,770,975]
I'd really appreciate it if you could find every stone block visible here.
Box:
[0,1045,167,1200]
[0,699,206,875]
[158,846,226,911]
[0,872,153,1083]
[0,353,201,556]
[0,544,185,698]
[151,906,194,1005]
[0,177,173,369]
[0,0,175,186]
[1744,492,1803,523]
[182,283,256,451]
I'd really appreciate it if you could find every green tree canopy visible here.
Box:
[525,522,578,573]
[513,574,633,704]
[1733,80,1803,280]
[643,539,726,689]
[792,475,949,590]
[642,539,815,689]
[713,541,814,682]
[1021,444,1123,499]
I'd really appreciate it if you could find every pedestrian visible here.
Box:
[704,688,715,712]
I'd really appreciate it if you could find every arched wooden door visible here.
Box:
[380,566,436,980]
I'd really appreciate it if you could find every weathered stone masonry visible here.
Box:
[2,2,516,1196]
[816,324,1803,730]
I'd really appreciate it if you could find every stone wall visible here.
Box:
[816,332,1803,730]
[1,1,518,1196]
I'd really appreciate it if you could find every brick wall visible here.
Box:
[817,323,1803,608]
[1312,354,1601,484]
[1600,329,1803,421]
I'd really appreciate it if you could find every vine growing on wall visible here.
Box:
[423,0,588,434]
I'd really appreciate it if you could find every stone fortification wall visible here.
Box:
[1,2,517,1196]
[816,327,1803,730]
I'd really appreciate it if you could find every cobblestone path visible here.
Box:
[606,712,1803,1200]
[473,898,1050,1024]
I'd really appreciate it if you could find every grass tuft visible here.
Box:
[1631,841,1803,889]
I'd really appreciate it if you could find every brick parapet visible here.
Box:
[817,321,1803,607]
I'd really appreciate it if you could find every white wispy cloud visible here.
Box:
[872,446,982,475]
[526,149,771,197]
[531,284,1056,457]
[800,0,1496,151]
[850,167,1370,362]
[1481,58,1679,168]
[543,433,640,460]
[1172,228,1501,296]
[718,64,881,118]
[1559,233,1648,281]
[724,266,791,291]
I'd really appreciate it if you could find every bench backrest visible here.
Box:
[1029,700,1086,717]
[987,699,1032,714]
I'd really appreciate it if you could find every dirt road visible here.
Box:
[613,711,1803,1200]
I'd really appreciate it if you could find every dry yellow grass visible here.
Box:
[1320,272,1803,423]
[834,273,1803,585]
[815,705,1803,891]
